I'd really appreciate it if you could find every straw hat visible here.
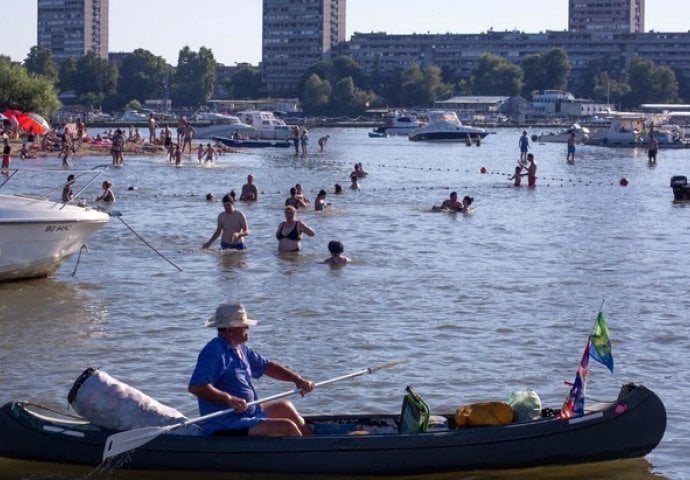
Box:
[205,302,258,328]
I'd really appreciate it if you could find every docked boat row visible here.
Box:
[583,113,689,148]
[364,110,690,148]
[0,173,111,282]
[0,382,666,475]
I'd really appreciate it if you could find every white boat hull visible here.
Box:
[0,195,109,281]
[407,111,489,142]
[408,129,489,142]
[194,123,255,140]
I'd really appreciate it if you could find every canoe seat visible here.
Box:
[399,386,430,433]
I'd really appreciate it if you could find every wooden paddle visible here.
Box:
[102,360,406,460]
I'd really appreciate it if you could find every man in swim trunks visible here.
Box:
[519,131,529,162]
[647,134,658,164]
[526,153,537,187]
[436,191,464,211]
[189,302,315,436]
[567,132,576,162]
[202,194,250,250]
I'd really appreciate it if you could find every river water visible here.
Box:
[0,128,688,479]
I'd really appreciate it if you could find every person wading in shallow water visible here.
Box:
[275,206,315,252]
[526,153,537,188]
[202,194,249,251]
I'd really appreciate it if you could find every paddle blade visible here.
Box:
[102,424,173,460]
[368,359,408,373]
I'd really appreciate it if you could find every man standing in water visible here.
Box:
[290,126,300,156]
[202,194,250,250]
[566,132,576,162]
[647,134,659,164]
[148,113,157,144]
[519,131,529,163]
[182,122,197,154]
[526,153,537,188]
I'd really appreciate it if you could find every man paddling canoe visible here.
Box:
[188,302,315,437]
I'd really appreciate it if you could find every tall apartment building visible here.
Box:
[338,29,690,97]
[37,0,109,63]
[569,0,644,33]
[262,0,346,96]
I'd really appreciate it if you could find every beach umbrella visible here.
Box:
[3,109,22,119]
[16,112,50,135]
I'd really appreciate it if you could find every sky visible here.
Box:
[3,0,689,66]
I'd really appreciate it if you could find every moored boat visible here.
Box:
[0,383,665,475]
[373,110,425,135]
[236,111,293,140]
[0,193,110,281]
[191,114,255,140]
[213,136,291,149]
[368,131,388,138]
[537,123,591,144]
[408,111,490,142]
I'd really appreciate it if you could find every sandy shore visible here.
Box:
[5,139,168,158]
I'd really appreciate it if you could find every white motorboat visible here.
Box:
[236,111,292,140]
[408,111,490,142]
[373,111,425,135]
[0,194,109,281]
[120,110,149,123]
[537,124,591,144]
[585,113,644,147]
[192,114,255,140]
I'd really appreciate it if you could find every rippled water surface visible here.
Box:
[1,128,689,479]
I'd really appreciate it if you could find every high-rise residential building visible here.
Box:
[37,0,109,63]
[569,0,644,33]
[262,0,346,96]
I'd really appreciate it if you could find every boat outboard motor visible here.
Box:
[670,175,690,201]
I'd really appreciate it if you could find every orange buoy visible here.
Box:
[480,166,487,174]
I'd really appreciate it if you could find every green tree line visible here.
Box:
[1,45,686,116]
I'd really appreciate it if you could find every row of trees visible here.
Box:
[299,48,684,115]
[3,44,687,116]
[23,45,219,111]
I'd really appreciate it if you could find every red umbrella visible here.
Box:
[16,112,50,135]
[3,109,22,120]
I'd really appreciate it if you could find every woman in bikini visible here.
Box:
[276,206,315,252]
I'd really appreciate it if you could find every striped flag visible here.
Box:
[561,339,590,418]
[561,308,614,418]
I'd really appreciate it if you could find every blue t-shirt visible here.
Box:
[519,136,529,150]
[188,336,270,434]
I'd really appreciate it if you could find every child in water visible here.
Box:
[509,165,525,187]
[323,240,351,265]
